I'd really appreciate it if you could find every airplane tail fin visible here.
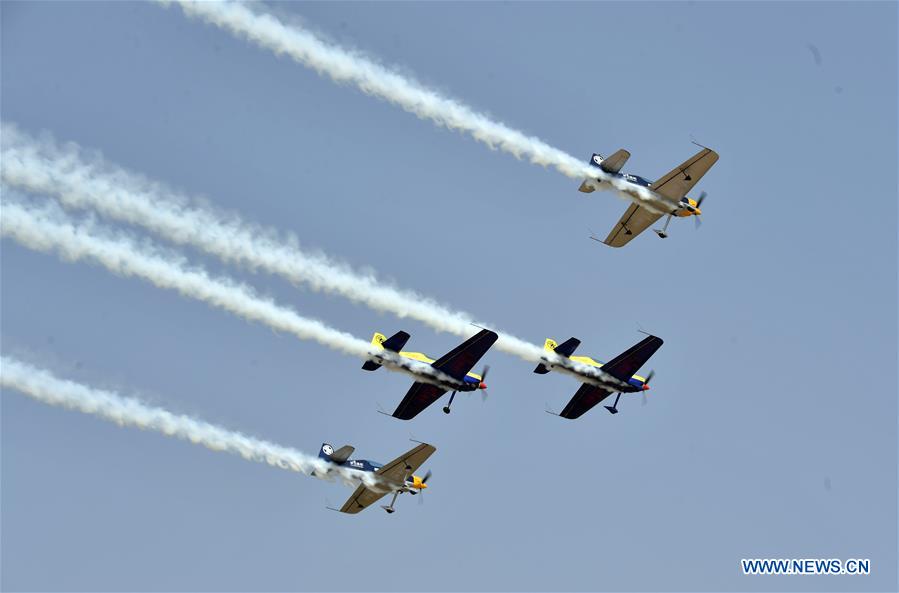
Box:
[362,331,411,371]
[534,339,557,374]
[579,150,630,192]
[578,154,603,193]
[534,337,580,373]
[371,332,387,348]
[319,443,336,461]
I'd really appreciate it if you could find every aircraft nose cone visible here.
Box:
[642,383,650,391]
[479,382,487,390]
[695,208,702,216]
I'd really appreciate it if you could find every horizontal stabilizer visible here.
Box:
[382,330,411,353]
[597,149,630,174]
[554,337,581,358]
[319,442,355,464]
[330,445,355,465]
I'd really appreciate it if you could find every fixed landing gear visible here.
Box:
[443,391,457,414]
[381,491,400,514]
[604,393,622,415]
[654,214,673,239]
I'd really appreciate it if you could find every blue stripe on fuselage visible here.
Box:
[340,458,382,473]
[627,377,645,389]
[335,459,415,485]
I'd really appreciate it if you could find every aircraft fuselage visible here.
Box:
[585,162,700,218]
[540,355,647,393]
[322,456,427,494]
[368,351,483,393]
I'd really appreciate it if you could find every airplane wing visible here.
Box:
[559,382,615,419]
[431,329,498,380]
[600,335,664,382]
[375,442,436,484]
[338,443,436,514]
[392,382,447,420]
[602,203,663,248]
[339,483,388,514]
[650,147,719,201]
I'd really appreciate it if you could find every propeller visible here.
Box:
[693,191,707,230]
[641,370,655,406]
[418,470,432,505]
[478,365,490,402]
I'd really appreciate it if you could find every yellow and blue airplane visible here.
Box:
[538,334,663,419]
[579,145,719,246]
[318,442,435,514]
[363,329,498,419]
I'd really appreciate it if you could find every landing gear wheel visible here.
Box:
[604,393,622,415]
[443,391,457,415]
[654,213,674,239]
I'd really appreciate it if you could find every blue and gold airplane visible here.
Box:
[538,334,663,419]
[579,145,719,246]
[363,329,498,419]
[318,442,435,514]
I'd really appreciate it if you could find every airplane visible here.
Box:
[318,442,435,514]
[363,329,498,420]
[537,334,664,419]
[578,145,719,247]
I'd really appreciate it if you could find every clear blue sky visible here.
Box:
[2,2,896,591]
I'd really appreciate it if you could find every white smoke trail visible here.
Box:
[163,1,666,213]
[1,123,546,364]
[0,198,367,357]
[0,356,376,487]
[0,197,460,386]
